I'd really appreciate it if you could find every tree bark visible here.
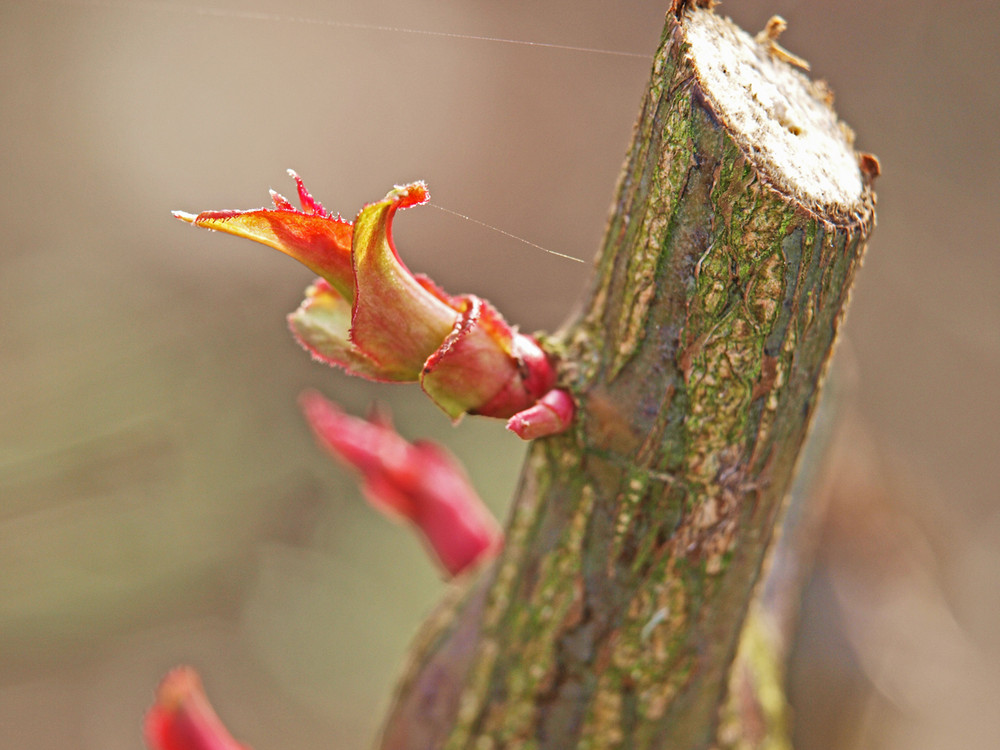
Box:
[379,5,876,748]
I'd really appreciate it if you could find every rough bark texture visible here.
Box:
[379,6,875,749]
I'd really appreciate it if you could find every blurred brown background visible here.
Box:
[1,1,997,748]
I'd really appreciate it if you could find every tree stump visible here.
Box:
[379,4,877,748]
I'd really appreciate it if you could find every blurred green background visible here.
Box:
[2,1,998,748]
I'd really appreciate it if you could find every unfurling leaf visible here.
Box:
[176,173,573,438]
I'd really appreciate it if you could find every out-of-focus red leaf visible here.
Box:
[300,391,502,577]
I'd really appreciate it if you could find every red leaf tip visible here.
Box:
[172,211,197,224]
[389,181,430,210]
[145,667,247,750]
[287,169,330,217]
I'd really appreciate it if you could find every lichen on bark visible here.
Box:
[379,6,875,749]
